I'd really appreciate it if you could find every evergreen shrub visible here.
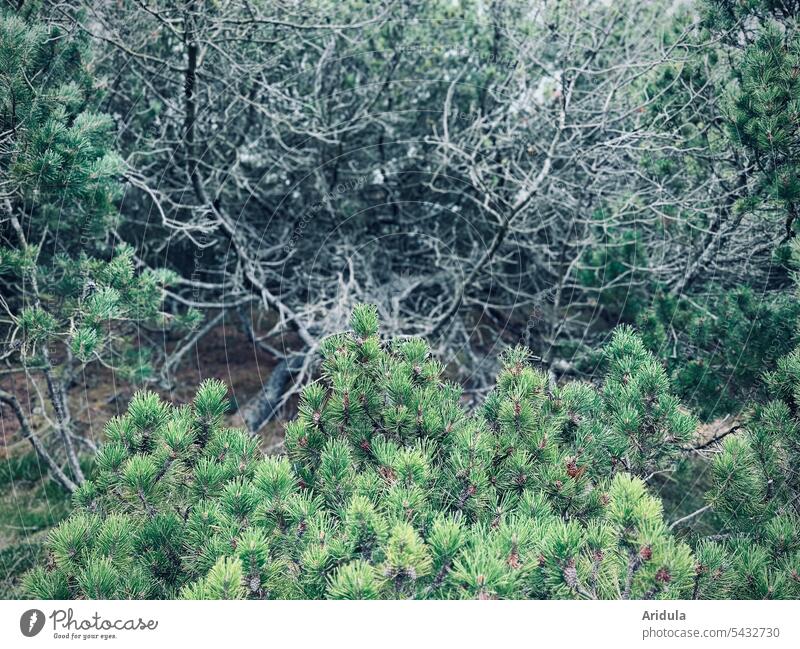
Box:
[26,306,789,599]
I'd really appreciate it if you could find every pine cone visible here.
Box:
[655,567,672,583]
[563,559,578,588]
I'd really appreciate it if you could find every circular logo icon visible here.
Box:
[20,609,45,637]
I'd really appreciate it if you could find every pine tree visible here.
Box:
[0,7,199,492]
[26,306,701,600]
[705,339,800,599]
[638,287,800,420]
[704,0,800,242]
[699,236,800,599]
[627,0,800,423]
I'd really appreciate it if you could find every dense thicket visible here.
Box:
[4,0,800,601]
[4,0,790,424]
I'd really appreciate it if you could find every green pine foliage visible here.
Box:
[627,0,800,424]
[5,244,185,381]
[7,0,800,603]
[1,7,200,492]
[0,10,120,235]
[698,237,800,599]
[26,306,704,600]
[704,0,800,241]
[578,226,651,323]
[638,287,800,420]
[0,9,193,383]
[706,347,800,598]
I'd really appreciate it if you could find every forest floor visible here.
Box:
[0,320,288,457]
